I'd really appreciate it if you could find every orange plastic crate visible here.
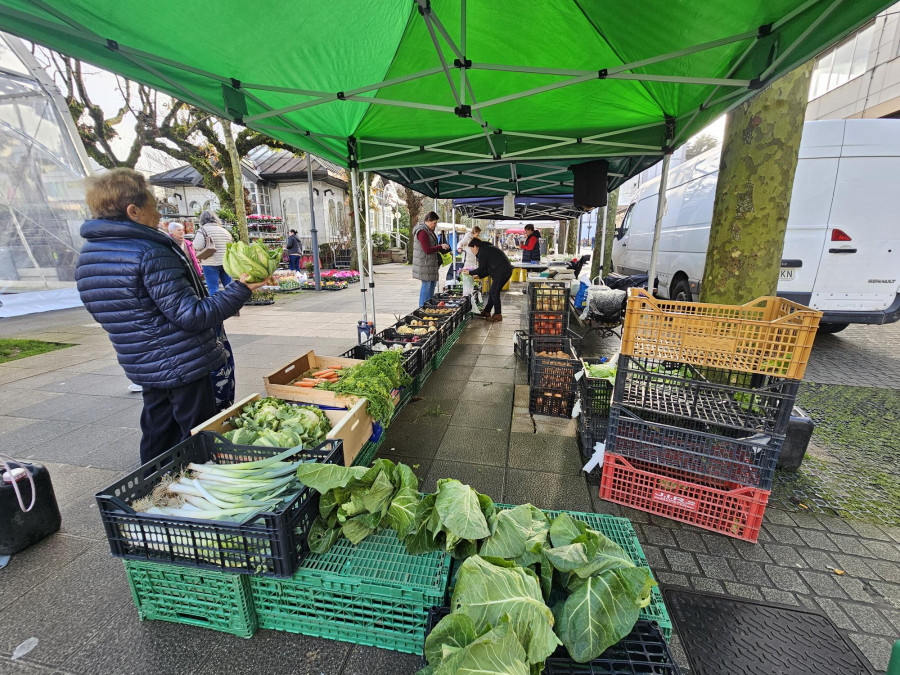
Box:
[621,289,821,380]
[599,453,770,543]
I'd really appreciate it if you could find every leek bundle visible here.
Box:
[133,446,311,523]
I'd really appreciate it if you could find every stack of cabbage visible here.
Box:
[224,397,332,448]
[223,240,281,282]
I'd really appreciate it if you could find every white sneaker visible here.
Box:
[128,383,143,393]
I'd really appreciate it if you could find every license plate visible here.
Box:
[779,267,796,281]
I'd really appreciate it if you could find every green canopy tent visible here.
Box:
[0,0,890,324]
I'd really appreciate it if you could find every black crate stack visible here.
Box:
[577,357,615,469]
[600,354,801,542]
[525,281,578,417]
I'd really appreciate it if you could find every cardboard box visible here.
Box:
[191,393,374,467]
[264,351,364,408]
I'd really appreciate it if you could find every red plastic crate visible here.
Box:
[599,453,769,543]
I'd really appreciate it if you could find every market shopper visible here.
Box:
[464,237,513,321]
[193,210,235,295]
[75,168,266,464]
[168,222,202,277]
[457,225,481,296]
[285,228,302,272]
[412,210,450,306]
[521,224,541,263]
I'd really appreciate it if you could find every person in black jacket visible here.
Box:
[75,169,268,463]
[464,237,513,322]
[285,229,302,272]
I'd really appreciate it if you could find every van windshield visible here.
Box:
[620,204,635,236]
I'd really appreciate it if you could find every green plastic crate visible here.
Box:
[351,434,383,467]
[433,322,464,369]
[249,530,451,654]
[124,560,257,638]
[494,505,671,638]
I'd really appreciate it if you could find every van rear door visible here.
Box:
[809,121,900,315]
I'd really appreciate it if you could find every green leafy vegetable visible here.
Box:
[448,556,561,668]
[585,361,617,384]
[296,459,421,554]
[403,479,497,559]
[320,351,411,424]
[223,239,280,282]
[421,614,530,675]
[223,397,332,449]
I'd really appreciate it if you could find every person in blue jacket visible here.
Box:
[75,169,267,463]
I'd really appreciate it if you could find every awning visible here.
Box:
[0,0,889,198]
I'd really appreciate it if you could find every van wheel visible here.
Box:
[817,322,849,334]
[670,278,692,302]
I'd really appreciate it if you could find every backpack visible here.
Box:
[194,226,217,261]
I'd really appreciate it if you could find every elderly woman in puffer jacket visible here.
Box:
[75,169,267,464]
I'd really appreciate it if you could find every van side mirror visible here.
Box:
[614,228,624,240]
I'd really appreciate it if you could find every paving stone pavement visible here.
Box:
[0,265,898,674]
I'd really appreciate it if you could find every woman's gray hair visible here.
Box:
[167,222,184,234]
[198,211,219,226]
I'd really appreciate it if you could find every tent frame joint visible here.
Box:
[454,104,472,118]
[749,77,766,89]
[758,23,774,38]
[106,38,118,51]
[453,57,472,69]
[598,68,608,79]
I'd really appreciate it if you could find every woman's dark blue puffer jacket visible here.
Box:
[75,219,251,389]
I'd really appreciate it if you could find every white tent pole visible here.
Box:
[452,206,458,282]
[647,154,671,296]
[363,172,377,333]
[350,168,368,329]
[599,204,608,276]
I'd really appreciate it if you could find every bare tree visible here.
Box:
[33,48,288,214]
[684,133,719,160]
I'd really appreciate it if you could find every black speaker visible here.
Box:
[571,159,609,208]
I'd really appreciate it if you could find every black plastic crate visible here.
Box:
[530,336,578,391]
[614,355,799,437]
[425,300,468,331]
[96,433,344,577]
[427,294,470,313]
[528,280,571,313]
[422,608,679,674]
[529,310,570,336]
[529,386,577,418]
[606,404,783,490]
[514,330,529,362]
[378,326,439,364]
[581,358,614,421]
[413,306,458,332]
[401,314,449,347]
[578,413,609,456]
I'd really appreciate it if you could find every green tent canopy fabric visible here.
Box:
[0,0,890,196]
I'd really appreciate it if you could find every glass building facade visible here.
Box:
[0,33,89,299]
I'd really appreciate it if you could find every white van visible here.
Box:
[611,119,900,332]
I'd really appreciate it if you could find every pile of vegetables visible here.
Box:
[295,464,655,670]
[223,397,332,448]
[397,325,433,336]
[133,446,314,523]
[533,313,565,335]
[292,365,344,388]
[318,350,410,424]
[585,361,617,384]
[223,240,280,282]
[372,342,416,353]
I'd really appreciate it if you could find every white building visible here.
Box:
[807,4,900,120]
[150,149,351,252]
